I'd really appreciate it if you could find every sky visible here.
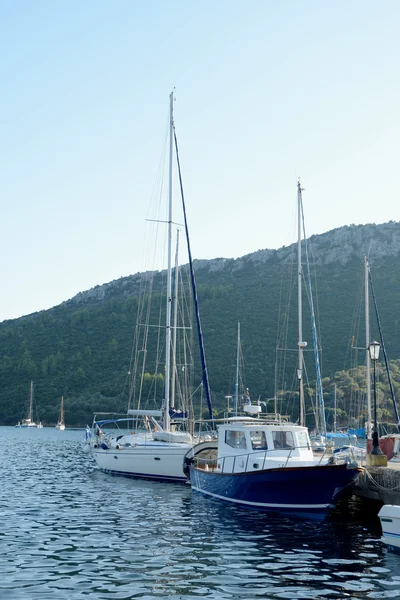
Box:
[1,0,399,322]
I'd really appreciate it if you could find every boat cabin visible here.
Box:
[215,420,315,473]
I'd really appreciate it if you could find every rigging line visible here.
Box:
[346,269,364,371]
[136,272,158,410]
[300,194,326,437]
[274,266,284,402]
[137,278,155,410]
[141,127,168,278]
[275,258,293,403]
[140,277,166,412]
[277,256,296,405]
[127,125,169,409]
[173,130,213,422]
[239,339,247,397]
[145,113,169,223]
[187,380,205,402]
[368,266,400,432]
[346,271,365,427]
[153,279,166,405]
[128,270,155,410]
[308,240,323,374]
[180,267,196,371]
[183,312,194,415]
[182,263,197,411]
[174,267,194,413]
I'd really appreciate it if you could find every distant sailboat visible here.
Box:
[16,381,43,428]
[55,396,65,431]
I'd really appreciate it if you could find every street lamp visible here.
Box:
[368,340,383,456]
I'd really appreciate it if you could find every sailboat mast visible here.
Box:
[170,230,180,411]
[297,181,305,426]
[29,381,34,422]
[333,384,337,433]
[365,256,372,439]
[234,322,240,415]
[164,91,174,432]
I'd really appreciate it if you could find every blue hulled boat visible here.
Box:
[186,182,363,518]
[188,413,363,519]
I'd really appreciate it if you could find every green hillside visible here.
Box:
[1,221,400,429]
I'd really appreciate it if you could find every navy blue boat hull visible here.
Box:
[189,464,362,518]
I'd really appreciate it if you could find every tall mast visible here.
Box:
[333,384,337,433]
[164,91,174,432]
[300,183,326,437]
[234,322,240,415]
[297,181,305,426]
[365,256,372,439]
[170,230,180,411]
[29,381,33,422]
[273,356,278,414]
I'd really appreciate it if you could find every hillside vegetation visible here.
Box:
[1,221,400,429]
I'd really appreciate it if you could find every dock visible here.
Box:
[353,461,400,505]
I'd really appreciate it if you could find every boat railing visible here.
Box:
[314,440,365,465]
[194,445,310,473]
[193,442,359,473]
[224,447,302,473]
[198,413,292,425]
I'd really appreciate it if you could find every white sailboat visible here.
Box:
[16,381,43,428]
[85,93,212,481]
[55,396,65,430]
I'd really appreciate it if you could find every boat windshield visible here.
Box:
[272,430,295,450]
[225,430,247,449]
[297,430,310,450]
[94,416,159,434]
[250,430,268,450]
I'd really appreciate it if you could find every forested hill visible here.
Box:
[1,221,400,426]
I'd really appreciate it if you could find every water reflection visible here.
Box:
[0,426,399,599]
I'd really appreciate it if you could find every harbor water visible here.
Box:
[1,426,399,599]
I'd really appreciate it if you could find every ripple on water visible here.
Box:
[1,426,399,599]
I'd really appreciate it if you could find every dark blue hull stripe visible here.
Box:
[382,531,400,538]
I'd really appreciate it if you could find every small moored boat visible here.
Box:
[86,409,198,482]
[379,505,400,550]
[55,396,65,430]
[16,381,43,428]
[186,412,363,519]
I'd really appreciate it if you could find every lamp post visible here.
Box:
[369,340,383,456]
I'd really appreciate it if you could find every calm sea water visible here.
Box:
[1,426,399,600]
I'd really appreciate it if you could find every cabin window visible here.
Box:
[225,430,247,449]
[250,431,268,450]
[298,430,310,450]
[272,430,295,450]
